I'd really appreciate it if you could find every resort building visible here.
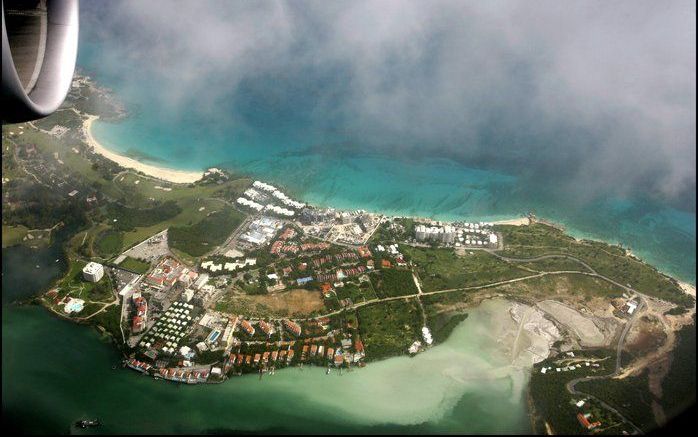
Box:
[82,262,104,282]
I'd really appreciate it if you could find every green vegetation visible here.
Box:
[576,371,658,432]
[56,259,114,302]
[357,298,422,361]
[518,257,592,273]
[335,281,378,303]
[105,201,182,232]
[403,246,531,292]
[94,229,124,257]
[497,224,691,307]
[529,350,631,435]
[169,207,245,257]
[428,312,468,344]
[89,304,122,343]
[118,256,151,274]
[374,269,418,298]
[658,319,696,420]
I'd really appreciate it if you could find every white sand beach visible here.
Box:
[83,115,203,184]
[492,217,530,226]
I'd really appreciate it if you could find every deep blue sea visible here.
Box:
[77,36,695,285]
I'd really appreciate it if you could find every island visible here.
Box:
[2,73,695,435]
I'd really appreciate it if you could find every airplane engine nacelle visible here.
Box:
[2,0,78,123]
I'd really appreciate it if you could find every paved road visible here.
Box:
[564,298,647,434]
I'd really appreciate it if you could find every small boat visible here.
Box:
[326,367,331,375]
[75,419,100,429]
[35,265,40,269]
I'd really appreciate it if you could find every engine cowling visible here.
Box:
[2,0,78,123]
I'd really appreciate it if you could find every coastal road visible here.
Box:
[564,298,647,434]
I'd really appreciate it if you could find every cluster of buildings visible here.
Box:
[200,258,257,273]
[156,367,210,384]
[539,361,600,374]
[620,297,639,315]
[236,196,264,212]
[270,238,331,256]
[375,243,407,266]
[316,266,367,283]
[230,348,295,367]
[415,222,498,247]
[235,181,306,217]
[145,257,193,289]
[137,301,195,356]
[239,216,284,246]
[252,181,306,209]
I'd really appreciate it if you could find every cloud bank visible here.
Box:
[80,0,696,208]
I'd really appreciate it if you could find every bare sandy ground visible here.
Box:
[241,289,326,315]
[536,300,607,347]
[83,115,203,184]
[492,217,531,226]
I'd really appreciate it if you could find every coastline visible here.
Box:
[83,115,204,184]
[80,113,694,287]
[678,281,696,298]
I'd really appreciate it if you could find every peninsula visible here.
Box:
[2,74,695,435]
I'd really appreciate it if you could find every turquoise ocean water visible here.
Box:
[79,33,695,284]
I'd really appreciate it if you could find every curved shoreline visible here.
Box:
[83,115,204,184]
[80,114,694,287]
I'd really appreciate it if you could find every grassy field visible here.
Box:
[118,256,151,274]
[357,298,423,361]
[403,246,531,292]
[94,229,124,258]
[169,207,245,257]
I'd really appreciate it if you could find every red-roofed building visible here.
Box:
[240,319,255,336]
[381,259,392,268]
[132,315,144,333]
[357,246,372,258]
[258,320,273,336]
[577,413,600,430]
[321,283,333,298]
[283,319,302,336]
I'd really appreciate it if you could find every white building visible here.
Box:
[183,289,195,302]
[82,262,104,282]
[422,326,433,345]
